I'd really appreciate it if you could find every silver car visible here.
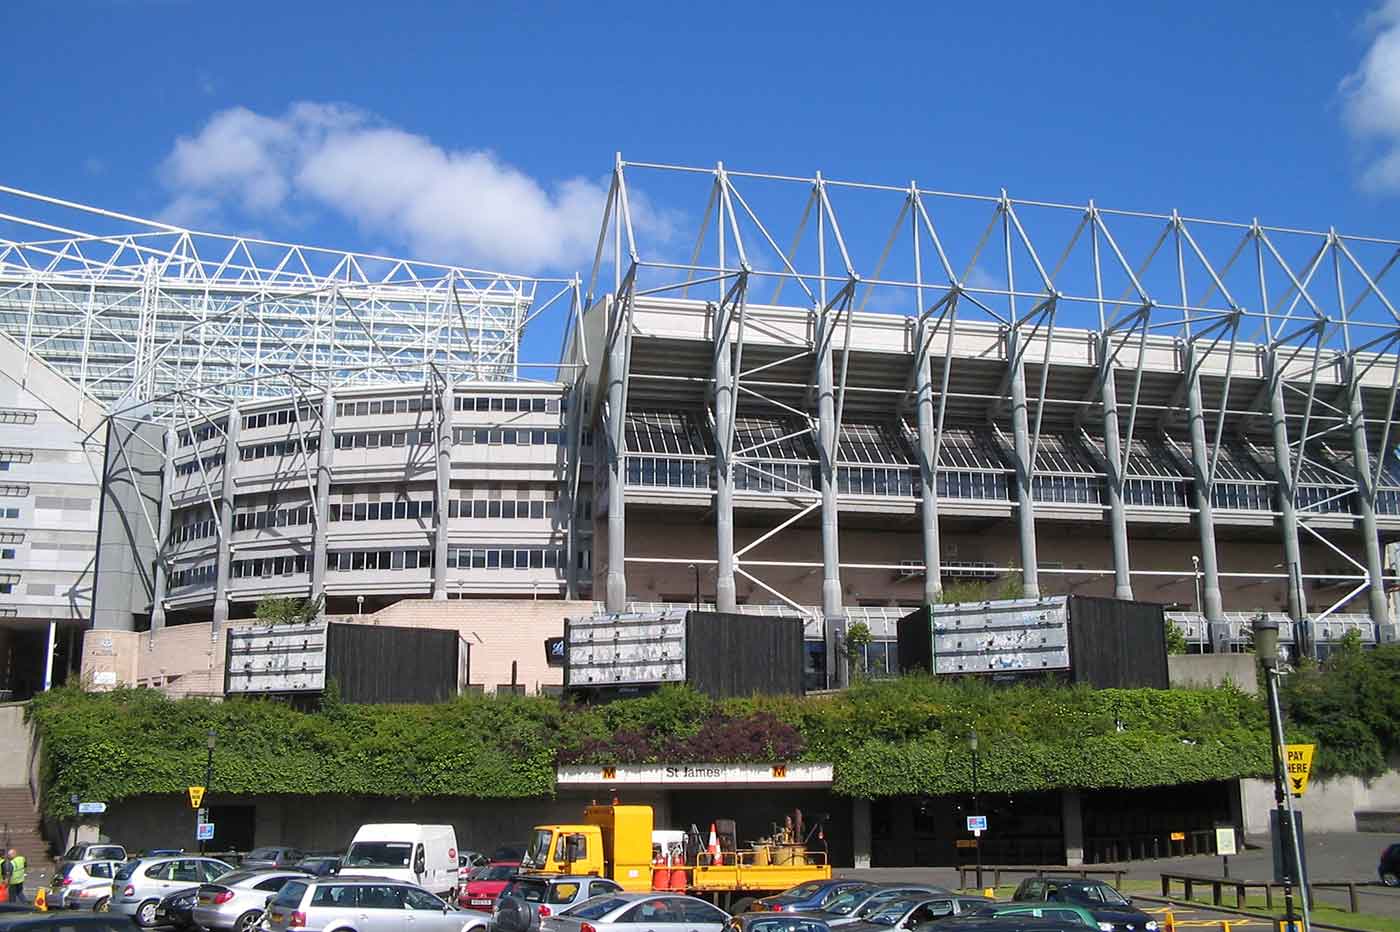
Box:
[817,887,954,927]
[61,844,128,864]
[494,874,625,932]
[264,875,489,932]
[111,855,235,927]
[542,892,730,932]
[51,859,124,910]
[193,869,309,932]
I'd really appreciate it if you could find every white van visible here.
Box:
[343,823,460,897]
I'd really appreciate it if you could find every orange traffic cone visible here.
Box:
[34,887,47,912]
[707,824,721,865]
[0,883,9,904]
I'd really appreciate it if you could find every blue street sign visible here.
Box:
[966,815,988,833]
[77,802,107,814]
[196,822,215,841]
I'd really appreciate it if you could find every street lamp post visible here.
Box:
[1191,555,1204,651]
[200,729,215,854]
[1252,617,1310,932]
[969,728,982,893]
[688,563,700,610]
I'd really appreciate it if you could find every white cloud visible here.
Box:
[159,102,646,272]
[1340,1,1400,191]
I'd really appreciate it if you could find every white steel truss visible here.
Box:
[0,185,578,420]
[584,155,1400,646]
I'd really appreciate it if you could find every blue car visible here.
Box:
[753,882,876,914]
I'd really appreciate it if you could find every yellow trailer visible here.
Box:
[522,803,831,909]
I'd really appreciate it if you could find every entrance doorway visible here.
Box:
[207,805,256,853]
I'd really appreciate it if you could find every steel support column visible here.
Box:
[1348,360,1391,624]
[1267,355,1307,624]
[1099,339,1133,600]
[912,323,942,605]
[211,402,239,632]
[433,379,454,600]
[713,305,738,613]
[1184,347,1225,625]
[149,427,177,635]
[605,299,629,612]
[815,322,844,619]
[1007,330,1041,598]
[310,388,334,604]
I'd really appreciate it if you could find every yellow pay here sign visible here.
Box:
[187,786,206,809]
[1284,744,1315,796]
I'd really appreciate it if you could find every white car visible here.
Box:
[263,876,489,932]
[51,859,124,910]
[542,892,729,932]
[111,855,234,927]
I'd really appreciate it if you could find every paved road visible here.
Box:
[837,832,1400,921]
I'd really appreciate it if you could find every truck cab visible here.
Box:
[522,805,654,891]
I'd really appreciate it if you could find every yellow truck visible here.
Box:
[521,803,831,910]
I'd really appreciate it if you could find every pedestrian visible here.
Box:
[4,848,23,904]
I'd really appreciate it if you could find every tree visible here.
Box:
[843,621,873,681]
[254,594,324,625]
[1164,621,1189,655]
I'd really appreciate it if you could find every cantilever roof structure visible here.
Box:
[0,185,579,422]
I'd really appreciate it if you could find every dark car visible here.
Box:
[1012,878,1158,932]
[0,914,138,932]
[926,918,1081,932]
[727,915,833,932]
[295,856,341,877]
[1380,843,1400,887]
[241,847,305,870]
[154,887,201,931]
[755,881,875,914]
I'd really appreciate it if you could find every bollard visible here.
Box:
[983,888,994,898]
[1221,921,1230,932]
[1164,910,1175,932]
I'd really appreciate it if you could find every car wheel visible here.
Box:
[235,909,265,932]
[136,900,160,927]
[94,896,110,912]
[1382,870,1400,887]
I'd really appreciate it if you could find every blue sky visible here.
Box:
[1,2,1397,294]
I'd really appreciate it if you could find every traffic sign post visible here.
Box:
[966,815,988,834]
[1215,825,1238,878]
[196,822,215,842]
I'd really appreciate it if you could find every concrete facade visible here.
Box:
[1167,653,1260,694]
[1241,771,1400,834]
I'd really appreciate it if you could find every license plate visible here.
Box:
[270,911,283,923]
[472,899,492,906]
[198,895,213,905]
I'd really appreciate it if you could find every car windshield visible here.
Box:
[853,892,912,918]
[345,842,413,868]
[819,887,874,914]
[867,899,921,925]
[564,896,629,919]
[1059,884,1129,906]
[522,830,552,868]
[784,882,828,900]
[248,849,282,860]
[479,866,517,881]
[115,862,139,881]
[503,879,548,903]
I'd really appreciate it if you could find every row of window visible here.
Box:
[329,549,433,571]
[334,430,435,450]
[336,397,432,418]
[447,498,552,520]
[240,437,319,462]
[454,428,565,446]
[329,500,434,522]
[446,546,570,569]
[177,420,227,448]
[242,405,320,432]
[453,396,560,413]
[170,513,217,545]
[0,410,37,425]
[175,453,225,476]
[233,555,309,578]
[170,564,216,589]
[234,503,314,532]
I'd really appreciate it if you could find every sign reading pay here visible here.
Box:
[1284,744,1315,797]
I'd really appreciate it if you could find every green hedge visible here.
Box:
[27,675,1293,819]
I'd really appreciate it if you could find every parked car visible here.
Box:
[193,869,310,932]
[925,917,1080,932]
[541,893,729,932]
[296,856,342,877]
[61,845,127,865]
[1380,843,1400,886]
[51,860,124,910]
[0,912,137,931]
[110,856,235,927]
[459,852,490,886]
[241,847,306,870]
[841,895,994,932]
[727,916,833,932]
[153,887,201,931]
[262,875,488,932]
[962,904,1096,928]
[755,882,876,914]
[816,886,954,925]
[459,861,522,911]
[494,874,626,932]
[1010,879,1158,932]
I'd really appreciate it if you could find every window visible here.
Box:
[681,900,728,923]
[358,885,406,909]
[1,550,13,560]
[404,888,445,910]
[274,882,308,908]
[566,897,627,920]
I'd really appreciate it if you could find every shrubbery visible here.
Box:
[1279,639,1400,777]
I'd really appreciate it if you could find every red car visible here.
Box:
[459,861,522,911]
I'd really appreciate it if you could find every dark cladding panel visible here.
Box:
[1067,595,1169,689]
[325,623,463,704]
[683,611,804,698]
[896,606,934,674]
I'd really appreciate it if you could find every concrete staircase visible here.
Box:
[0,704,54,891]
[0,787,55,888]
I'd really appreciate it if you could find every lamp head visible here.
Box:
[968,728,979,752]
[206,728,217,750]
[1252,616,1280,669]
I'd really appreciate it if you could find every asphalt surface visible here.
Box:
[836,832,1400,923]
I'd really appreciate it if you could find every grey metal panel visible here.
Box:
[225,621,327,693]
[928,597,1070,674]
[565,610,686,685]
